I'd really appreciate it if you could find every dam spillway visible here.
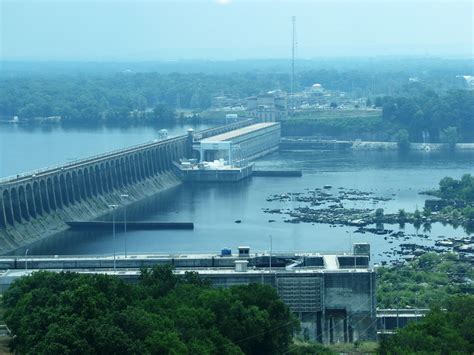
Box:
[0,120,280,254]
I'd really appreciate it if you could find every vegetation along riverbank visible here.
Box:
[263,175,474,264]
[264,175,473,231]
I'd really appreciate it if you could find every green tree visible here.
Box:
[422,207,431,218]
[439,177,460,200]
[413,208,421,220]
[153,103,175,123]
[375,208,384,222]
[379,295,474,354]
[394,129,410,151]
[397,209,406,222]
[440,126,459,149]
[3,267,298,354]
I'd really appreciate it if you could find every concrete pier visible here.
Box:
[66,221,194,230]
[173,162,254,182]
[253,170,302,177]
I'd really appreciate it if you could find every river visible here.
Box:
[1,123,473,263]
[0,122,211,178]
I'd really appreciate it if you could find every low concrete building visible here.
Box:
[190,261,377,344]
[0,246,376,344]
[246,92,288,122]
[377,308,428,334]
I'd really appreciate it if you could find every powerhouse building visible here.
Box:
[193,122,281,165]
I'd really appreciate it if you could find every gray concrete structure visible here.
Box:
[377,308,428,334]
[194,122,281,164]
[0,249,376,344]
[197,267,376,344]
[0,120,257,254]
[246,92,288,122]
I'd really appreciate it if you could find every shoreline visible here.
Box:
[280,137,474,151]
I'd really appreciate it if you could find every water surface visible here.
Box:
[0,122,210,177]
[15,147,473,263]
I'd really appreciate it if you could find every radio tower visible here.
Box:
[290,16,296,116]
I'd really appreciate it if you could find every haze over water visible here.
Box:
[2,124,472,264]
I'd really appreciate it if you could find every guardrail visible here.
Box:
[0,135,186,184]
[0,119,256,186]
[0,134,186,185]
[0,250,355,260]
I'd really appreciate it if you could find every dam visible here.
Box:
[0,119,281,254]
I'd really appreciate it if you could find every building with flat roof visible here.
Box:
[0,245,376,344]
[246,92,288,122]
[194,122,280,165]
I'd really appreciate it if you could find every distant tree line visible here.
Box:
[377,85,474,143]
[0,63,469,125]
[3,266,297,354]
[285,86,474,143]
[0,73,288,124]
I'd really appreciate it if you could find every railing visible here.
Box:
[0,119,256,186]
[0,249,355,260]
[0,134,187,185]
[196,119,255,140]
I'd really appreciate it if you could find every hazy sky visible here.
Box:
[1,0,472,60]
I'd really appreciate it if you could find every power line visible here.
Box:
[233,319,298,345]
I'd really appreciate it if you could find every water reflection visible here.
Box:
[3,124,473,260]
[18,149,473,264]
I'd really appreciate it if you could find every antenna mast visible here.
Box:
[291,16,296,116]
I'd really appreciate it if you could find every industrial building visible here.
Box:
[174,122,281,182]
[188,250,377,344]
[377,308,428,334]
[195,122,281,164]
[246,92,288,122]
[0,244,376,344]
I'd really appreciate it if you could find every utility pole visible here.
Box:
[120,194,129,258]
[269,235,273,272]
[290,16,296,116]
[25,248,29,271]
[109,204,118,271]
[396,296,400,329]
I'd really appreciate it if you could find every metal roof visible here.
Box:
[201,122,278,142]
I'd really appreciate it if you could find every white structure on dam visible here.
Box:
[194,122,281,165]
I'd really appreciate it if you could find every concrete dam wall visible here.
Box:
[0,120,256,255]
